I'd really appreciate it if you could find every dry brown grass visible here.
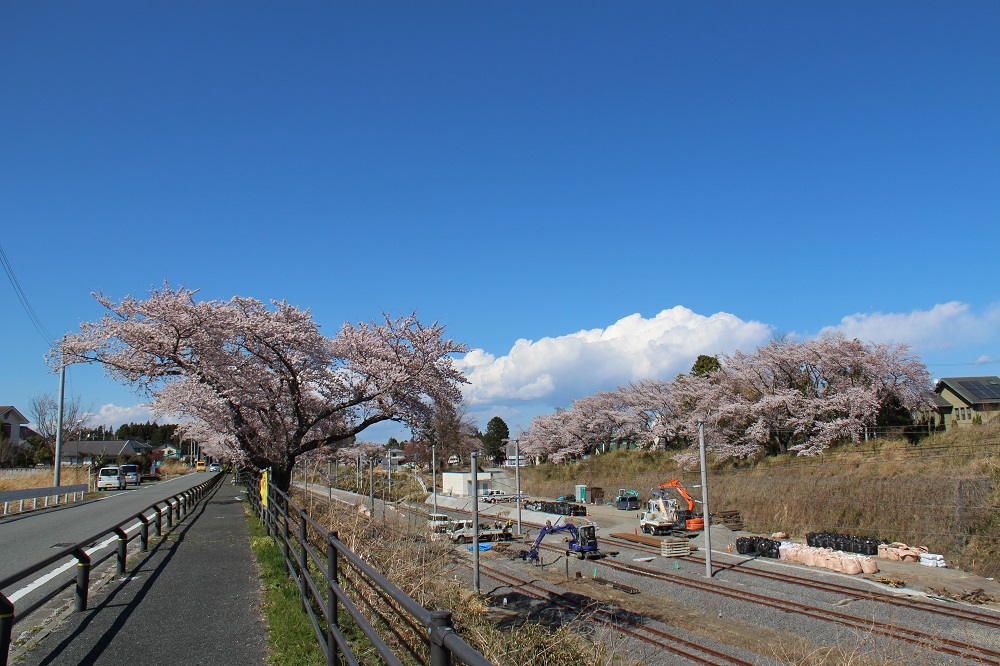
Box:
[295,490,621,666]
[522,425,1000,578]
[0,467,90,492]
[157,459,194,476]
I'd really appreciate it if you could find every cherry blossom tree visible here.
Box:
[523,334,932,463]
[53,285,468,491]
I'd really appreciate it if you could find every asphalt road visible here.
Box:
[0,472,219,618]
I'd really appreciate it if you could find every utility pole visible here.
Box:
[471,452,480,594]
[369,456,375,515]
[54,363,66,487]
[515,438,522,535]
[431,443,437,516]
[698,419,713,578]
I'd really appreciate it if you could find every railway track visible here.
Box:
[302,489,1000,663]
[461,558,758,666]
[602,533,1000,631]
[439,502,1000,631]
[540,542,1000,665]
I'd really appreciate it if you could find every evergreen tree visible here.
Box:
[481,416,510,465]
[691,354,722,376]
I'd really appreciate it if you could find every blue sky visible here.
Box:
[2,2,998,440]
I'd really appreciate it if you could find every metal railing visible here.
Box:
[0,474,222,666]
[0,484,89,516]
[247,476,492,666]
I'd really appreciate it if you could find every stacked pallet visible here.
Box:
[660,537,691,558]
[714,509,743,531]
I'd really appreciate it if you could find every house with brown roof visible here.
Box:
[932,377,1000,430]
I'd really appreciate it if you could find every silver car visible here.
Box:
[119,463,141,486]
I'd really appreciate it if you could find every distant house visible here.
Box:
[59,439,156,465]
[158,444,181,459]
[931,377,1000,430]
[1,406,29,449]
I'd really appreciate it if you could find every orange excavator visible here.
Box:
[652,480,704,532]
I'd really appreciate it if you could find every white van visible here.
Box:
[97,466,126,491]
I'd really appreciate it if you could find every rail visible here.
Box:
[0,485,89,516]
[0,474,222,666]
[247,474,492,666]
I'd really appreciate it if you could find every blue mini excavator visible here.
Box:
[519,521,602,563]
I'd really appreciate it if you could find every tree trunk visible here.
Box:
[270,461,294,493]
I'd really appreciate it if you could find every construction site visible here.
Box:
[292,433,1000,666]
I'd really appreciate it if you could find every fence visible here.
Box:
[0,484,88,516]
[0,474,222,666]
[248,474,491,666]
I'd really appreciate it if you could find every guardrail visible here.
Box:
[0,485,89,516]
[248,476,492,666]
[0,474,222,666]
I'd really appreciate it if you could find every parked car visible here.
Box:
[208,462,222,472]
[96,466,126,491]
[119,463,141,486]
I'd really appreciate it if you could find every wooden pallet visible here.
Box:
[661,538,692,558]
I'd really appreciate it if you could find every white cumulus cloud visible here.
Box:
[456,306,771,406]
[818,302,1000,350]
[92,403,163,426]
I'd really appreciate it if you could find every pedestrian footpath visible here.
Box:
[13,480,267,666]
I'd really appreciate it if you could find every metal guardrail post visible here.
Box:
[73,548,91,612]
[281,499,290,563]
[0,593,13,666]
[166,499,174,528]
[327,533,339,666]
[429,610,454,666]
[154,505,162,537]
[114,527,127,576]
[298,514,308,612]
[139,514,150,552]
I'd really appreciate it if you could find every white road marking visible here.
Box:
[10,516,142,602]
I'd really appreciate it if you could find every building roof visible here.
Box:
[928,393,954,409]
[0,406,29,424]
[935,377,1000,406]
[59,439,156,458]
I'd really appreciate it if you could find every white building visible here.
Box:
[441,471,495,497]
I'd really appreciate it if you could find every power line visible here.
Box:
[0,241,56,346]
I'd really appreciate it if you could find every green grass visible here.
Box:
[245,509,327,666]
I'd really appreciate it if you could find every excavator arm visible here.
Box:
[655,479,695,513]
[523,522,578,562]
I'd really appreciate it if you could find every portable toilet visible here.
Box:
[575,484,587,502]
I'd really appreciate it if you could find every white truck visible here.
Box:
[639,497,683,535]
[447,519,514,544]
